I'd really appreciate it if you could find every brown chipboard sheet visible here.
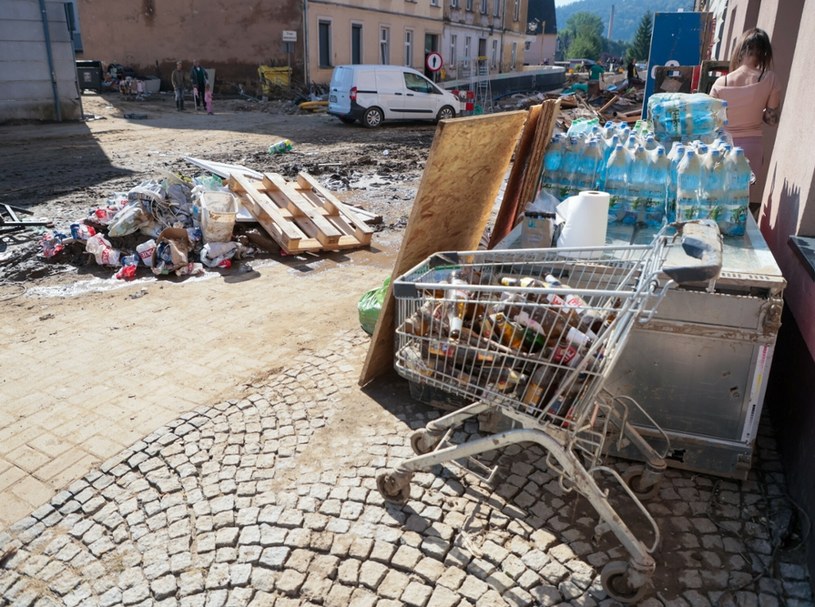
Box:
[358,111,528,387]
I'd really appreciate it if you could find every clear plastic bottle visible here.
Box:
[676,149,702,221]
[542,134,564,191]
[722,147,751,236]
[626,145,649,224]
[646,146,670,227]
[558,136,583,198]
[578,138,605,192]
[604,144,630,223]
[703,148,726,227]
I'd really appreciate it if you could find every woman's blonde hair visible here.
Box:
[730,28,774,73]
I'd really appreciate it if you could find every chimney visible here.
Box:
[608,4,615,39]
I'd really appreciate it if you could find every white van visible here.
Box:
[328,65,460,128]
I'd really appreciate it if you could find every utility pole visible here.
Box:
[608,4,615,40]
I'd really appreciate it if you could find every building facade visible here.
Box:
[1,0,81,122]
[523,0,557,67]
[695,0,815,591]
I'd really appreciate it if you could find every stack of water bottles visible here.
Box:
[540,118,752,236]
[647,92,729,146]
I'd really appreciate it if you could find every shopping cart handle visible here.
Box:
[662,220,723,284]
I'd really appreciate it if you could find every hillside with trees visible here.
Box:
[557,0,693,44]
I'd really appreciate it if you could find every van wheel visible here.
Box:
[339,117,356,124]
[363,107,383,128]
[436,105,456,122]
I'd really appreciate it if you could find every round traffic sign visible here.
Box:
[426,52,443,72]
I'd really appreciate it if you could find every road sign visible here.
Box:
[425,52,443,72]
[282,30,297,42]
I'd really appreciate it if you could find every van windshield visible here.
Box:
[404,72,439,94]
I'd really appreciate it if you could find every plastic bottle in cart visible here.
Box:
[676,149,703,221]
[722,147,751,236]
[445,271,470,340]
[604,144,630,222]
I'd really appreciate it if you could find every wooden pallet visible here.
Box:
[228,172,372,254]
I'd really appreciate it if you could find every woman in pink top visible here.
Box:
[710,28,781,182]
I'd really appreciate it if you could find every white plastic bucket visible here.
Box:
[200,192,238,243]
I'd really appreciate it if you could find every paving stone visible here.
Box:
[359,560,388,590]
[151,574,177,601]
[378,570,411,600]
[249,567,276,593]
[276,568,306,595]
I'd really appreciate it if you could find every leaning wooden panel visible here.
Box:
[359,111,527,387]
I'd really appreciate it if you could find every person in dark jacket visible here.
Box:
[190,60,208,111]
[171,61,186,111]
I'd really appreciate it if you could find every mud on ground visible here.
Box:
[0,92,436,286]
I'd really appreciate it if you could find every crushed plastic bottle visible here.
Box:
[268,139,293,155]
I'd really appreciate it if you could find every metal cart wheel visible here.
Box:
[376,472,411,504]
[410,429,441,455]
[622,465,661,501]
[601,561,653,604]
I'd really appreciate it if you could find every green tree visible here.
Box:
[563,12,604,60]
[627,12,653,62]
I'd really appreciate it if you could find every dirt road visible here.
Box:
[0,92,433,526]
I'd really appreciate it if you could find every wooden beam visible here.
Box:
[359,111,527,387]
[262,173,343,248]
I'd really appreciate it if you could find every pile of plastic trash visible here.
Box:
[39,173,253,280]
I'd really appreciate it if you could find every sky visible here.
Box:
[554,0,581,5]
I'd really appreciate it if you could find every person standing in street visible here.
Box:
[171,61,186,111]
[190,60,208,111]
[204,82,214,115]
[588,62,605,98]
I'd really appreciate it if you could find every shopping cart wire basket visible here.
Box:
[376,220,722,604]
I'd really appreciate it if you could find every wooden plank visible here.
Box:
[487,104,540,248]
[518,99,560,214]
[295,173,374,245]
[228,174,322,253]
[359,111,527,387]
[261,173,343,248]
[488,99,560,247]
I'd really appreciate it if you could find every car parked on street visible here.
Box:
[328,65,460,128]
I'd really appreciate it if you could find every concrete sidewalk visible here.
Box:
[1,330,813,606]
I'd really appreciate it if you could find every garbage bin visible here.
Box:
[76,60,103,92]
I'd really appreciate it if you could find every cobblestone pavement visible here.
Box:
[0,331,813,607]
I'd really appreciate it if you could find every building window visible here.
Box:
[466,0,473,11]
[511,41,517,68]
[404,30,413,66]
[430,0,439,6]
[450,0,459,7]
[450,34,458,67]
[480,0,487,14]
[513,0,520,21]
[493,0,500,17]
[351,24,362,64]
[319,20,332,68]
[464,36,471,63]
[380,27,390,64]
[491,39,498,68]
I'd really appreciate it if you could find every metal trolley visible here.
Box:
[376,221,722,603]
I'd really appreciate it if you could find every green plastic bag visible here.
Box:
[358,277,391,335]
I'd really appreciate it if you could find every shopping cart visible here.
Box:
[376,221,722,604]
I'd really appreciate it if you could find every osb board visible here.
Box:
[359,111,528,387]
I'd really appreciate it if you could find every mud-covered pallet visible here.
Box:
[228,172,373,254]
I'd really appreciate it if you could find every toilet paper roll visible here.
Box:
[556,190,610,256]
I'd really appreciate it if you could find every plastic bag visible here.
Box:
[357,277,391,335]
[200,241,239,268]
[85,233,121,266]
[107,204,148,237]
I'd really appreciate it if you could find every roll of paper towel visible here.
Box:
[556,191,610,256]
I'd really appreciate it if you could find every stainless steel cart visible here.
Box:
[376,222,722,603]
[603,215,785,479]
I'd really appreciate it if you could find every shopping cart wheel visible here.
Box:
[601,561,652,604]
[376,472,411,505]
[410,429,441,455]
[622,465,661,501]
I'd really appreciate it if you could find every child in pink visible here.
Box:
[204,83,214,115]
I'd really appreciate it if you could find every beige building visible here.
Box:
[441,0,529,81]
[305,0,445,85]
